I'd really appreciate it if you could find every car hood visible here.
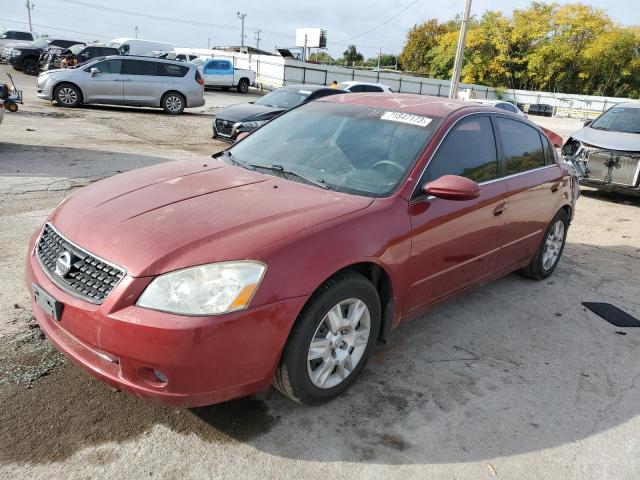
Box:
[572,126,640,151]
[50,158,373,277]
[216,103,285,122]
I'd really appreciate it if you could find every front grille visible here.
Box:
[586,150,640,187]
[215,119,234,137]
[36,224,125,304]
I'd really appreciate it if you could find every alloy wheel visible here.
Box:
[58,87,77,105]
[542,220,565,271]
[307,298,371,389]
[165,95,182,113]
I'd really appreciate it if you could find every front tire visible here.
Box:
[162,92,185,114]
[520,209,569,280]
[274,271,381,405]
[54,83,81,108]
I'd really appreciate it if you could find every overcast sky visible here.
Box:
[2,0,639,57]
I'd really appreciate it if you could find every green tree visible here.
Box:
[309,51,334,64]
[342,44,364,65]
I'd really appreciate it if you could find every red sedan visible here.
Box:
[25,93,576,407]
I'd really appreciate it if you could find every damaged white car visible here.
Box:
[562,103,640,196]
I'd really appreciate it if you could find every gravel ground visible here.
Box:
[1,66,640,480]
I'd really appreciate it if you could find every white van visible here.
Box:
[109,38,174,57]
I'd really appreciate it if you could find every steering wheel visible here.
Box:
[372,160,405,175]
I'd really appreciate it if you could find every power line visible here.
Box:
[341,0,420,42]
[0,16,111,38]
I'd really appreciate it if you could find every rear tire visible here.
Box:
[236,79,249,94]
[54,83,81,108]
[274,271,381,405]
[161,92,185,114]
[5,101,18,112]
[520,209,569,280]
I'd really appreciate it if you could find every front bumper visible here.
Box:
[25,232,306,407]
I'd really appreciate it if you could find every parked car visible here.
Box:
[527,103,554,117]
[562,103,640,196]
[212,84,345,140]
[202,58,254,93]
[40,43,119,72]
[0,99,3,125]
[109,38,174,56]
[338,81,392,93]
[36,55,205,114]
[26,94,575,407]
[7,37,82,75]
[471,99,526,117]
[0,29,34,48]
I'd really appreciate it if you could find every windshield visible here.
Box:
[591,106,640,134]
[254,88,311,109]
[228,102,441,197]
[68,44,85,55]
[33,37,49,48]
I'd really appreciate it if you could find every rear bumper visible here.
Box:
[25,234,307,407]
[187,95,205,108]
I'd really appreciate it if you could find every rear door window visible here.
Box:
[421,116,498,185]
[123,60,157,75]
[495,117,546,174]
[363,85,383,92]
[157,63,189,77]
[348,85,365,92]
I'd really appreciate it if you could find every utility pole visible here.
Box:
[255,29,261,50]
[134,25,139,39]
[25,0,35,32]
[449,0,472,99]
[237,12,247,47]
[377,47,381,70]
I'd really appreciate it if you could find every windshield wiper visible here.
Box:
[212,150,255,170]
[248,163,330,189]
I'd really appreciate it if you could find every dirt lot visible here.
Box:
[1,65,639,479]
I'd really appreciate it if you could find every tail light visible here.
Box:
[195,70,205,86]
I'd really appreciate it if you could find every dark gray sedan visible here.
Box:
[212,84,345,141]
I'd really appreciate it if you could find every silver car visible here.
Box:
[36,55,205,114]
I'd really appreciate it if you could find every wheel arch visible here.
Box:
[53,81,84,103]
[309,261,395,344]
[160,89,186,106]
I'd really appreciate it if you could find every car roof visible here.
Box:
[471,99,505,106]
[339,81,389,87]
[610,102,640,109]
[101,55,192,66]
[320,93,480,117]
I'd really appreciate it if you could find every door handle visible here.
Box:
[493,202,507,217]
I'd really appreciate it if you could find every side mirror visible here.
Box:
[90,67,100,77]
[423,175,481,201]
[235,131,250,142]
[583,120,592,127]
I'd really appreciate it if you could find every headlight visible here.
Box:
[240,120,267,129]
[137,261,266,315]
[11,49,21,56]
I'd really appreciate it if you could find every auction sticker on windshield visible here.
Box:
[381,111,432,127]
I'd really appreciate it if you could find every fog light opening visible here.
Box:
[138,367,169,387]
[153,369,168,384]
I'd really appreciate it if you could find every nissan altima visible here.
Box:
[26,93,576,406]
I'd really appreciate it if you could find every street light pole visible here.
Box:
[449,0,472,99]
[25,0,34,32]
[134,25,139,39]
[237,12,247,47]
